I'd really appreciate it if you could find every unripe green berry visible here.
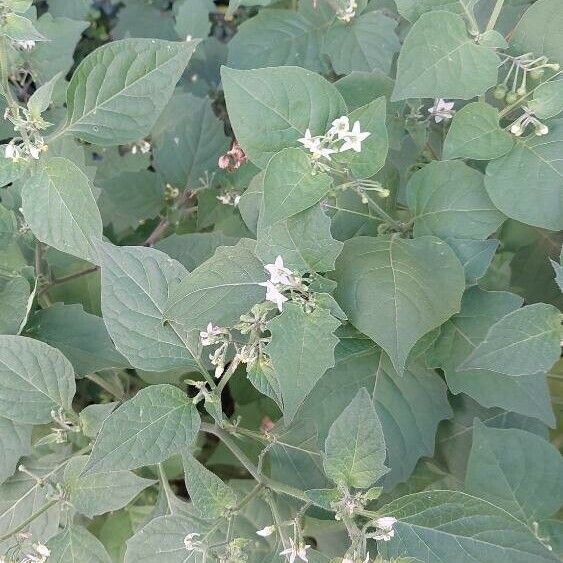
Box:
[505,92,518,104]
[493,85,507,99]
[516,86,527,96]
[530,68,545,80]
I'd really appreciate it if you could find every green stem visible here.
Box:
[485,0,505,32]
[460,1,479,35]
[157,462,177,514]
[0,498,59,542]
[363,194,406,233]
[85,372,124,400]
[37,266,99,297]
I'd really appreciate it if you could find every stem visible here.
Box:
[0,498,59,542]
[485,0,505,32]
[363,194,405,232]
[157,462,177,514]
[460,1,479,35]
[85,373,124,400]
[37,266,99,297]
[0,36,17,108]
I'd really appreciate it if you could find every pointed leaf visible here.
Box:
[446,238,499,285]
[47,526,111,563]
[0,416,31,484]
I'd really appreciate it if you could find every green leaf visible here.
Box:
[0,275,30,335]
[27,72,61,117]
[48,0,90,20]
[299,332,451,488]
[153,94,229,188]
[484,119,563,231]
[429,286,555,426]
[458,303,562,376]
[443,102,514,160]
[445,238,499,285]
[21,157,102,264]
[47,526,112,563]
[63,456,155,518]
[0,416,31,484]
[392,11,499,100]
[64,38,199,145]
[266,303,340,424]
[227,4,333,72]
[182,452,238,519]
[529,80,563,120]
[394,0,462,22]
[0,335,76,424]
[333,97,388,179]
[0,13,45,41]
[324,12,399,75]
[335,70,394,112]
[124,514,210,563]
[28,303,128,376]
[221,65,347,168]
[97,242,198,372]
[465,421,563,522]
[262,148,332,226]
[79,402,118,439]
[164,239,266,334]
[407,160,505,240]
[174,0,214,39]
[323,388,388,489]
[378,490,559,563]
[333,236,465,374]
[256,203,343,273]
[246,356,283,409]
[511,0,562,64]
[82,384,200,475]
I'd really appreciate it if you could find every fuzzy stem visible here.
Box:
[485,0,505,32]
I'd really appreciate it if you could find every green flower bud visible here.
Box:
[516,86,527,96]
[530,68,545,80]
[493,85,507,99]
[505,91,518,104]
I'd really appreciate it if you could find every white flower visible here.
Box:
[372,528,395,541]
[297,129,319,150]
[428,99,454,123]
[184,532,201,551]
[33,545,50,558]
[340,120,370,153]
[265,256,294,285]
[374,516,397,531]
[328,116,350,139]
[280,539,310,563]
[28,144,41,159]
[256,525,276,537]
[4,143,20,161]
[309,138,336,161]
[199,323,226,346]
[14,40,36,51]
[342,559,354,563]
[259,280,288,312]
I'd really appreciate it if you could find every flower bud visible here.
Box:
[530,68,545,80]
[516,86,526,96]
[505,92,518,104]
[493,85,507,99]
[510,123,523,136]
[535,123,548,136]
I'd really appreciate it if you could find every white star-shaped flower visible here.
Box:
[184,532,201,551]
[339,121,371,153]
[372,516,397,542]
[259,280,288,312]
[256,525,276,537]
[428,99,455,123]
[328,115,350,139]
[280,539,310,563]
[297,129,319,150]
[265,256,294,285]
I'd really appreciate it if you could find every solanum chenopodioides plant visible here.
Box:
[0,0,562,562]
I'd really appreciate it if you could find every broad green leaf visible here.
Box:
[333,97,388,179]
[392,11,499,100]
[378,490,559,563]
[182,452,238,519]
[221,65,347,168]
[443,102,514,160]
[156,233,239,272]
[82,384,200,475]
[0,275,30,335]
[429,286,555,426]
[446,238,499,285]
[79,402,118,439]
[28,303,128,376]
[529,80,563,120]
[0,335,76,425]
[0,155,26,188]
[153,94,229,188]
[164,239,266,334]
[21,157,102,264]
[407,160,505,240]
[3,1,33,13]
[246,356,283,409]
[335,70,394,111]
[0,416,31,484]
[333,236,465,374]
[266,303,340,423]
[27,72,61,117]
[174,0,213,39]
[112,1,176,40]
[0,13,45,41]
[485,119,563,231]
[47,526,112,563]
[256,203,343,273]
[262,148,332,226]
[324,388,388,489]
[48,0,90,20]
[64,38,199,145]
[465,421,563,522]
[459,303,562,376]
[227,4,333,72]
[97,242,198,372]
[299,331,452,488]
[324,12,399,75]
[63,456,155,518]
[124,514,210,563]
[511,0,562,64]
[394,0,462,22]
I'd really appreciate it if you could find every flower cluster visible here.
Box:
[13,40,36,51]
[3,104,49,162]
[218,141,246,172]
[217,191,241,207]
[365,516,397,542]
[280,538,310,563]
[428,99,454,123]
[335,0,358,23]
[259,256,308,312]
[509,106,549,137]
[298,116,370,168]
[184,533,202,552]
[130,139,151,154]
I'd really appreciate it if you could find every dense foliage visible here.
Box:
[0,0,562,562]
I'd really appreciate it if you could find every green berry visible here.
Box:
[505,91,518,104]
[530,68,545,80]
[516,86,527,96]
[493,85,507,99]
